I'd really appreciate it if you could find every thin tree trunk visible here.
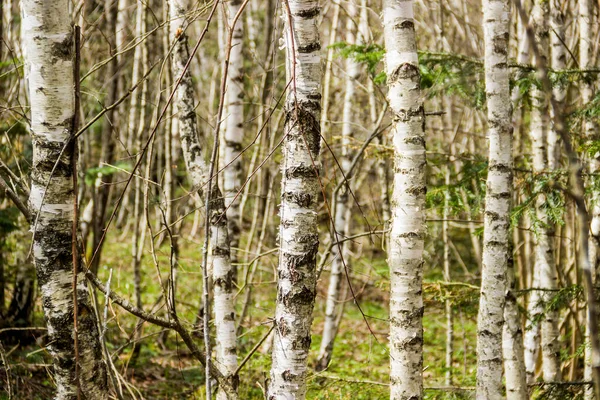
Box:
[549,0,565,171]
[383,1,426,399]
[476,0,513,398]
[320,0,341,139]
[222,0,244,275]
[129,5,148,361]
[210,186,238,400]
[442,106,454,387]
[360,0,390,238]
[504,264,528,399]
[169,0,207,189]
[507,12,529,398]
[439,10,454,383]
[168,0,238,396]
[316,0,359,372]
[22,1,107,397]
[126,0,144,154]
[529,0,561,383]
[268,1,322,398]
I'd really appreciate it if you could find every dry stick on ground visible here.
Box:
[513,0,600,397]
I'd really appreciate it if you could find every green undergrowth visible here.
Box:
[4,227,479,399]
[90,230,479,399]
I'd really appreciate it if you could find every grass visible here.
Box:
[2,226,479,399]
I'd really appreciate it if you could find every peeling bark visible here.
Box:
[268,1,322,398]
[22,1,107,398]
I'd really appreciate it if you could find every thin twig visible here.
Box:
[71,25,81,400]
[234,322,275,376]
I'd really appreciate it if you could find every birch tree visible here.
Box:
[317,0,359,371]
[475,0,512,397]
[524,0,561,383]
[383,1,426,398]
[169,1,238,396]
[222,0,244,268]
[210,186,238,400]
[268,0,322,398]
[22,1,107,398]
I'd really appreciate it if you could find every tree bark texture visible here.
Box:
[268,1,322,398]
[476,0,513,398]
[383,1,426,399]
[22,1,107,398]
[222,0,244,268]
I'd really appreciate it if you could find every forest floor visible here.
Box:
[2,228,480,399]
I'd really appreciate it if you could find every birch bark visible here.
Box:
[22,1,107,398]
[210,186,238,400]
[169,0,208,190]
[383,1,426,399]
[268,1,322,398]
[476,0,512,397]
[222,0,244,269]
[169,1,238,397]
[525,0,561,383]
[317,0,359,371]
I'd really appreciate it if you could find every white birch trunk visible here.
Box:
[528,0,561,383]
[115,0,128,53]
[169,1,238,397]
[268,1,322,398]
[503,268,527,399]
[320,1,340,138]
[169,0,208,191]
[476,0,512,397]
[22,1,107,398]
[505,5,528,399]
[316,0,359,371]
[210,187,238,400]
[125,0,144,153]
[222,0,244,267]
[383,1,426,398]
[524,254,542,383]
